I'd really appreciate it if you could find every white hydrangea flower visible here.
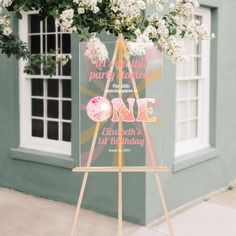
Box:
[74,0,102,14]
[144,25,158,38]
[211,33,215,39]
[110,0,146,30]
[146,0,167,12]
[0,0,213,67]
[0,0,13,7]
[58,9,77,32]
[56,54,72,66]
[127,27,155,56]
[128,17,179,60]
[165,36,185,63]
[127,41,154,56]
[143,18,184,64]
[3,26,12,36]
[186,20,214,41]
[148,13,160,23]
[171,0,199,18]
[0,7,12,37]
[0,16,7,26]
[155,35,185,63]
[134,28,142,37]
[169,3,175,11]
[156,19,169,38]
[85,36,109,64]
[78,8,85,14]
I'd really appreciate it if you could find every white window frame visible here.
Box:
[175,7,211,157]
[19,12,71,155]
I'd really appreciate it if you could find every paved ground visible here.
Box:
[0,186,236,236]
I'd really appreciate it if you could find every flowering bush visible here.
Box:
[85,36,109,64]
[0,0,214,73]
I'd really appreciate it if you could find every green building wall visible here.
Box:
[0,0,235,226]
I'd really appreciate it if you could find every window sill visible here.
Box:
[173,147,219,173]
[10,148,74,169]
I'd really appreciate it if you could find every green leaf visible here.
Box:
[15,11,22,19]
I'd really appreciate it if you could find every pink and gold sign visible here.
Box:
[78,38,164,168]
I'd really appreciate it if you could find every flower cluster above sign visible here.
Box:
[0,0,214,76]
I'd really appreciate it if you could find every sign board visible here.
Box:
[79,41,163,167]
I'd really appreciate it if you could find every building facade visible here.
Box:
[0,0,235,225]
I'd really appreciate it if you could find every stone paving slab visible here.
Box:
[0,188,139,236]
[153,201,236,236]
[129,227,165,236]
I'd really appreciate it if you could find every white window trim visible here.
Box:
[19,12,71,155]
[175,7,211,157]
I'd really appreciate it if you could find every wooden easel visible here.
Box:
[70,34,174,236]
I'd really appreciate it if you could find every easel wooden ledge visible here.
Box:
[70,34,175,236]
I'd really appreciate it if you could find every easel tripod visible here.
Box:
[70,34,174,236]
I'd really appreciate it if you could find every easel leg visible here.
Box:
[70,172,89,236]
[118,171,123,236]
[117,34,124,236]
[154,173,174,236]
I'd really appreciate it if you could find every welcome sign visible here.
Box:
[79,40,163,167]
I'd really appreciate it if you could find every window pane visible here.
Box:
[47,79,59,97]
[195,15,202,24]
[47,121,58,140]
[42,35,46,54]
[47,16,55,33]
[32,119,44,137]
[30,35,40,54]
[176,81,188,99]
[47,100,59,118]
[62,34,71,53]
[43,56,56,75]
[62,80,71,98]
[185,40,194,55]
[31,64,41,75]
[32,79,43,96]
[176,101,188,121]
[63,123,71,142]
[63,60,71,76]
[189,80,198,97]
[176,122,188,142]
[190,100,198,117]
[183,61,193,77]
[176,62,183,78]
[32,99,44,117]
[47,35,56,52]
[62,101,71,120]
[189,119,198,139]
[29,15,41,34]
